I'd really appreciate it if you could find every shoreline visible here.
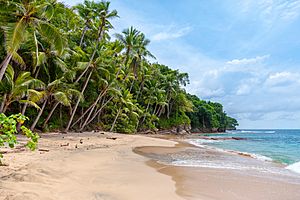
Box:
[135,137,300,200]
[1,132,300,200]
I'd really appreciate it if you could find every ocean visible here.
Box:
[182,129,300,175]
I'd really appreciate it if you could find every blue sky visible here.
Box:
[62,0,300,129]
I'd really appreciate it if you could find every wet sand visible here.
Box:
[135,143,300,200]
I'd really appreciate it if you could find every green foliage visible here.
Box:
[186,94,238,132]
[0,113,39,164]
[0,0,238,135]
[158,112,191,129]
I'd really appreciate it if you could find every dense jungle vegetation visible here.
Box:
[0,0,238,134]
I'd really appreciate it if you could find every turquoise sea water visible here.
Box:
[187,129,300,174]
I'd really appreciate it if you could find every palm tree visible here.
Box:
[0,0,65,81]
[0,65,44,113]
[65,1,118,132]
[110,89,135,132]
[74,0,97,47]
[115,27,140,69]
[30,78,82,130]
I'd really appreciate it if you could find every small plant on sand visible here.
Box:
[0,113,39,165]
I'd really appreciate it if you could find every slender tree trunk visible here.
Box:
[79,107,84,128]
[75,19,105,83]
[0,54,12,81]
[30,99,48,131]
[129,79,135,92]
[79,25,88,47]
[85,96,113,127]
[65,70,93,132]
[42,101,59,129]
[0,93,7,113]
[2,102,9,113]
[60,104,63,127]
[110,108,121,132]
[158,105,164,117]
[71,103,94,128]
[79,89,108,131]
[152,104,158,115]
[71,87,107,128]
[141,102,150,124]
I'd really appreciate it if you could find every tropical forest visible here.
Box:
[0,0,238,147]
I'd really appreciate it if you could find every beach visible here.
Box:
[1,132,300,200]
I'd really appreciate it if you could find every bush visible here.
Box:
[0,113,39,165]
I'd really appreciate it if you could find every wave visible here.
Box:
[187,139,273,162]
[170,160,284,175]
[239,130,276,134]
[286,161,300,174]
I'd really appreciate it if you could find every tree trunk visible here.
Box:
[65,70,93,132]
[0,54,12,81]
[152,104,158,115]
[79,89,108,131]
[17,103,28,131]
[30,99,48,131]
[158,105,164,117]
[2,102,9,113]
[110,108,121,132]
[79,25,88,47]
[141,102,150,124]
[0,93,7,113]
[42,101,59,129]
[129,79,135,92]
[75,18,105,83]
[85,96,114,127]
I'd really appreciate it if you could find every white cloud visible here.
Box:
[265,71,300,87]
[227,55,270,65]
[238,0,300,24]
[152,26,192,41]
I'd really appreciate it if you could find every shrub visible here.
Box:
[0,113,39,165]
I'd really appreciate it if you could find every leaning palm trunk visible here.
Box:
[129,79,135,92]
[75,18,105,83]
[79,89,108,131]
[152,104,158,115]
[31,99,48,131]
[71,102,95,128]
[142,102,150,123]
[79,25,88,47]
[65,70,93,132]
[42,101,60,129]
[0,54,12,81]
[0,93,7,113]
[84,96,114,127]
[110,108,121,132]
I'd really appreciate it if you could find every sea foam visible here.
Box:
[286,162,300,174]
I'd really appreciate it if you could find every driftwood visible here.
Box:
[106,137,117,140]
[38,149,50,152]
[60,143,69,147]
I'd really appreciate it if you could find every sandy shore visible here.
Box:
[0,132,182,200]
[1,132,300,200]
[136,142,300,200]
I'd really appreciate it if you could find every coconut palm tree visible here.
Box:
[30,78,82,130]
[74,0,97,47]
[110,89,135,132]
[65,1,118,132]
[0,0,65,81]
[0,65,44,113]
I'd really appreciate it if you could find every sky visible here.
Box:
[62,0,300,129]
